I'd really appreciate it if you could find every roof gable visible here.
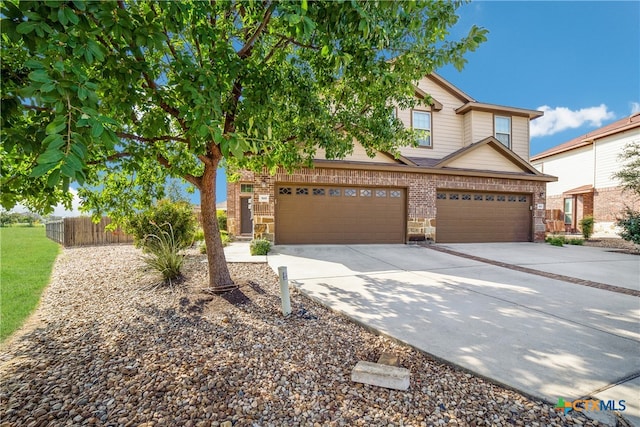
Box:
[436,137,542,175]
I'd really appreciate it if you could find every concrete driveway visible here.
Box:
[266,243,640,425]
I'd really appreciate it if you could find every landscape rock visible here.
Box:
[0,245,609,426]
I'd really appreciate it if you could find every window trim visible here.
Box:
[411,109,433,148]
[494,115,512,148]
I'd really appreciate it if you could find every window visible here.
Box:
[329,189,341,197]
[390,190,402,198]
[360,189,371,197]
[345,189,356,197]
[375,189,387,198]
[564,198,573,225]
[278,187,291,195]
[312,188,325,196]
[296,187,308,195]
[240,184,254,193]
[495,116,511,147]
[412,110,431,147]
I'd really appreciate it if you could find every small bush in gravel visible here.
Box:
[250,238,271,255]
[126,199,197,250]
[141,223,184,285]
[579,216,594,239]
[567,237,584,245]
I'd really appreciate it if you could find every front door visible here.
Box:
[240,197,252,235]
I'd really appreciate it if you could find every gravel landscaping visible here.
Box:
[0,245,615,426]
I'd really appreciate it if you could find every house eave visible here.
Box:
[311,160,557,182]
[456,102,544,120]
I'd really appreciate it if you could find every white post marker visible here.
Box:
[278,266,291,316]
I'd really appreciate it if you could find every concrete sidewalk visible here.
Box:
[267,244,640,426]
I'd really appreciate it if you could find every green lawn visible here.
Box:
[0,226,60,342]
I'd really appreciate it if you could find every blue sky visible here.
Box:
[40,1,640,214]
[437,0,640,156]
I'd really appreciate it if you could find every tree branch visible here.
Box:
[156,154,202,188]
[237,2,274,58]
[87,151,132,165]
[116,132,188,144]
[274,34,319,50]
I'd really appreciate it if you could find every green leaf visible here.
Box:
[46,168,61,188]
[58,7,68,26]
[64,152,84,171]
[65,7,79,25]
[71,142,88,159]
[78,86,88,100]
[198,124,209,137]
[40,82,56,93]
[37,149,64,165]
[301,0,308,12]
[43,133,64,150]
[30,162,56,178]
[45,118,66,135]
[16,21,37,34]
[91,122,104,138]
[28,69,51,84]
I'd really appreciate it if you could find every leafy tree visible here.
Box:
[614,142,640,196]
[1,0,487,291]
[614,141,640,244]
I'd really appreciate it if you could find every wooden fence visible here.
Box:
[46,217,134,247]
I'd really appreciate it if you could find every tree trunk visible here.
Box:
[200,160,235,292]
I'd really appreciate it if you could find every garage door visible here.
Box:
[436,191,531,243]
[275,185,405,244]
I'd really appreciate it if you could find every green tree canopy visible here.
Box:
[1,0,487,290]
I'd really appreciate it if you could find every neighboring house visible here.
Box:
[531,113,640,235]
[227,73,556,244]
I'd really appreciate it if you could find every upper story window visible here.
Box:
[240,184,254,193]
[495,116,511,148]
[412,110,431,147]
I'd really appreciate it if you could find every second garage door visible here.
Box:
[436,191,532,243]
[275,185,406,244]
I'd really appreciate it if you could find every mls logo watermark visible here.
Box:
[555,398,626,414]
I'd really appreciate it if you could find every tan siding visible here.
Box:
[594,128,640,188]
[539,146,594,196]
[463,113,472,146]
[469,111,494,142]
[398,76,465,159]
[445,145,525,173]
[512,116,530,159]
[315,140,399,164]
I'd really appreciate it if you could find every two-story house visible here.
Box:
[531,113,640,235]
[227,73,556,244]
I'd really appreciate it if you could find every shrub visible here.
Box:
[579,216,594,239]
[546,235,565,247]
[126,199,197,250]
[193,227,205,243]
[217,209,227,231]
[567,238,584,245]
[250,238,271,255]
[617,208,640,245]
[140,223,185,286]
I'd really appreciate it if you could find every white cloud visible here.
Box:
[631,102,640,114]
[530,104,615,138]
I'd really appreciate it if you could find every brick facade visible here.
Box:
[544,186,639,233]
[228,166,547,243]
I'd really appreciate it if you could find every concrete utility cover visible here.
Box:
[267,243,640,427]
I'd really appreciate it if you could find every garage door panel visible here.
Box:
[436,191,531,243]
[276,185,405,244]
